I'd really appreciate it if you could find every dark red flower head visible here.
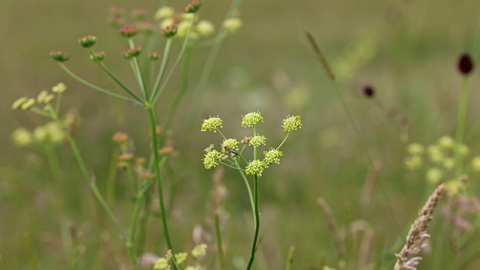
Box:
[458,53,474,75]
[362,85,375,98]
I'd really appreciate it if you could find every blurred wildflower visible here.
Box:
[241,136,252,144]
[154,7,174,20]
[50,50,70,62]
[404,155,422,170]
[362,85,375,98]
[78,35,97,48]
[427,145,444,163]
[472,156,480,171]
[426,168,443,185]
[138,22,154,34]
[21,98,36,110]
[191,243,207,258]
[153,258,169,270]
[174,252,188,264]
[149,52,160,61]
[458,53,474,75]
[52,82,67,93]
[160,18,175,30]
[12,128,33,147]
[112,132,129,144]
[131,8,147,20]
[457,144,469,156]
[90,51,106,61]
[223,18,242,33]
[119,153,134,161]
[176,21,192,38]
[282,115,302,133]
[245,160,265,176]
[407,143,424,155]
[443,158,455,170]
[184,0,202,13]
[108,6,125,17]
[201,116,223,131]
[196,20,214,37]
[438,136,455,149]
[12,97,28,110]
[161,23,178,38]
[159,146,174,156]
[119,25,139,37]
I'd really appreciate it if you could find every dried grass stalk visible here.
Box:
[394,183,445,270]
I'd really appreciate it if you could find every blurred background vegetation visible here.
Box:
[2,0,480,269]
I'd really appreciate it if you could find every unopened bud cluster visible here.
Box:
[122,46,142,59]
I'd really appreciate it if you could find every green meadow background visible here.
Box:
[2,0,480,269]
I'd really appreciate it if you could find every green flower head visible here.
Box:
[245,160,265,176]
[203,150,222,169]
[249,135,266,147]
[222,138,239,153]
[201,116,223,132]
[264,148,283,165]
[241,112,263,127]
[192,244,207,258]
[282,115,302,133]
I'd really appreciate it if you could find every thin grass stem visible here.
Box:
[214,212,225,270]
[151,38,174,101]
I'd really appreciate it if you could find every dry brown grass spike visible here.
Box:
[303,28,336,82]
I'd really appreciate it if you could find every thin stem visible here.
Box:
[153,17,196,104]
[214,212,225,270]
[47,105,128,241]
[44,144,62,183]
[146,104,178,270]
[55,92,62,114]
[235,159,255,222]
[454,77,469,176]
[128,190,144,269]
[58,63,140,104]
[219,161,244,171]
[30,107,51,117]
[245,174,260,270]
[184,0,243,137]
[151,38,174,101]
[96,61,145,104]
[276,133,290,150]
[128,38,149,100]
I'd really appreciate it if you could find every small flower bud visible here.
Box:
[110,17,126,28]
[108,6,125,17]
[154,7,175,20]
[201,116,223,131]
[136,157,146,164]
[362,85,374,97]
[245,160,265,176]
[12,97,28,110]
[130,46,142,57]
[191,244,207,258]
[52,82,67,93]
[12,128,33,147]
[44,94,55,103]
[142,172,154,179]
[161,23,178,38]
[78,35,97,48]
[138,22,154,34]
[184,0,202,13]
[50,50,70,62]
[222,18,242,33]
[119,153,134,161]
[159,146,174,156]
[131,8,147,20]
[119,24,139,38]
[21,98,36,110]
[112,132,129,144]
[241,136,252,144]
[37,91,48,103]
[149,52,160,61]
[457,53,474,75]
[196,20,214,37]
[282,115,302,133]
[90,51,106,61]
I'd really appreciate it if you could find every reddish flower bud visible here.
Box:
[110,17,126,28]
[138,22,154,34]
[122,46,142,59]
[362,85,375,97]
[108,6,125,17]
[119,24,139,38]
[159,146,174,156]
[161,23,177,38]
[148,52,160,61]
[119,153,134,161]
[458,53,474,75]
[131,8,147,20]
[184,0,202,13]
[112,132,129,144]
[78,35,97,48]
[50,50,70,62]
[90,51,106,61]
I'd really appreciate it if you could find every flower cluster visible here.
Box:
[153,244,207,270]
[282,115,302,133]
[201,116,223,131]
[12,122,65,147]
[241,112,263,127]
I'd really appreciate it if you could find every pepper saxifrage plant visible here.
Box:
[12,1,246,269]
[201,112,302,270]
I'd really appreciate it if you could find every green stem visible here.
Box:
[219,161,244,171]
[24,233,39,270]
[55,92,62,114]
[285,246,295,270]
[45,144,62,183]
[245,174,260,270]
[151,38,174,101]
[47,105,128,241]
[184,0,243,137]
[163,46,192,135]
[96,61,145,104]
[153,17,196,103]
[128,190,144,269]
[276,133,290,150]
[146,104,178,270]
[235,160,255,217]
[214,212,225,270]
[128,38,149,100]
[58,63,140,104]
[454,77,469,176]
[30,107,51,117]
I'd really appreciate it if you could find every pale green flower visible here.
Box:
[223,18,242,33]
[33,126,48,142]
[181,13,195,21]
[203,150,222,169]
[438,136,455,149]
[201,116,223,131]
[222,138,239,153]
[404,155,422,170]
[457,144,470,156]
[407,143,424,155]
[154,258,170,270]
[44,122,65,144]
[282,115,302,133]
[160,18,175,30]
[21,98,35,110]
[174,252,188,264]
[241,112,263,127]
[154,7,174,20]
[37,91,49,103]
[196,20,214,37]
[443,158,455,170]
[249,135,266,147]
[472,156,480,171]
[52,82,67,93]
[192,244,207,258]
[427,145,444,163]
[245,160,265,176]
[426,168,443,185]
[12,97,28,110]
[12,128,33,147]
[176,21,193,38]
[264,148,283,165]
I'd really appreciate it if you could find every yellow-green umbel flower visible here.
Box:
[426,168,443,185]
[249,135,266,147]
[174,252,188,264]
[282,115,302,133]
[12,97,28,110]
[443,158,455,170]
[221,138,239,153]
[427,145,444,163]
[11,128,33,147]
[196,20,214,37]
[222,18,242,33]
[201,116,223,131]
[153,258,169,270]
[404,155,422,170]
[192,244,207,258]
[457,144,470,156]
[20,98,36,110]
[154,7,174,20]
[203,150,222,169]
[472,156,480,171]
[245,160,265,176]
[407,143,424,155]
[241,112,263,127]
[52,82,67,93]
[438,136,455,149]
[264,148,283,165]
